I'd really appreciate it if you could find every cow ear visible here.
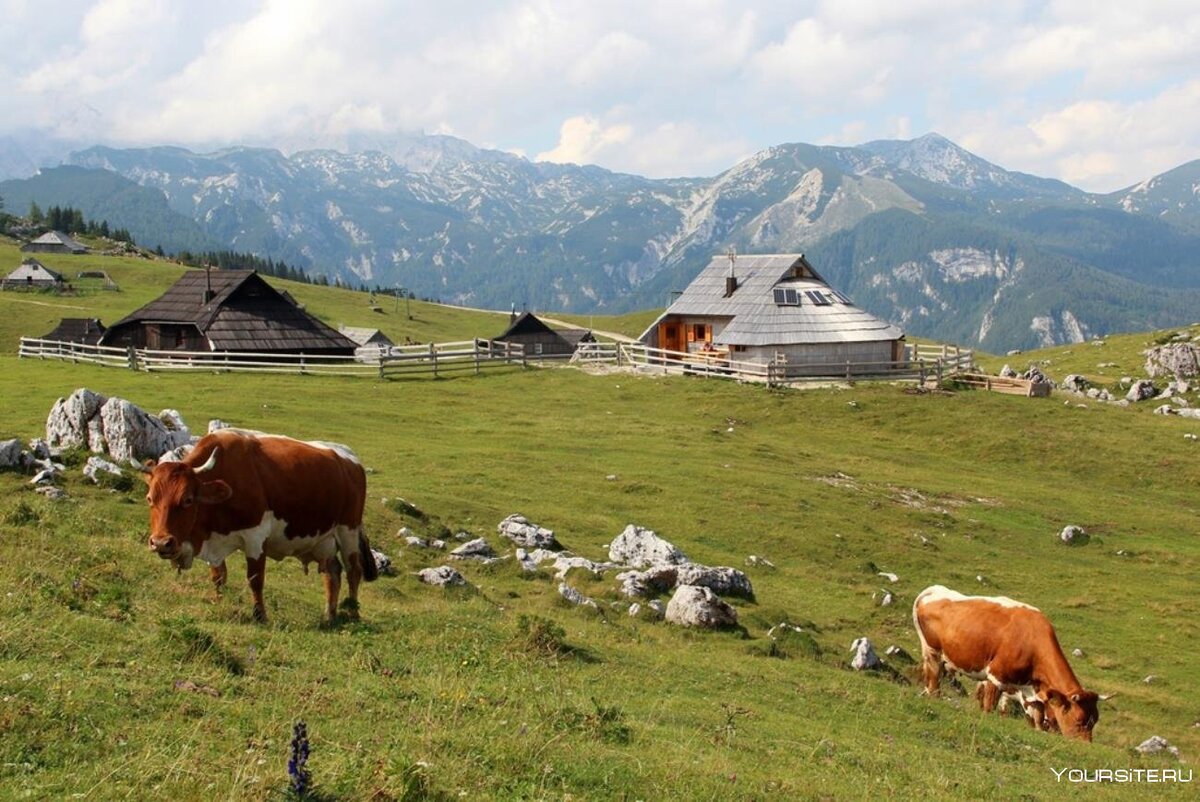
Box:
[197,479,232,504]
[1070,692,1082,703]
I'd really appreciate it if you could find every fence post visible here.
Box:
[430,343,438,378]
[474,339,481,375]
[845,360,852,381]
[936,360,944,385]
[918,359,926,387]
[127,346,137,371]
[300,355,306,376]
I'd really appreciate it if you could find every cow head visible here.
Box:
[1046,689,1100,742]
[144,448,232,570]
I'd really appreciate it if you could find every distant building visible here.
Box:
[638,253,905,371]
[339,326,395,361]
[40,318,106,345]
[495,312,595,358]
[20,230,88,254]
[100,269,357,355]
[2,258,64,289]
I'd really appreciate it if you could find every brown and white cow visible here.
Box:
[143,429,378,622]
[913,585,1100,741]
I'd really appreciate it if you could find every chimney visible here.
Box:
[723,247,738,297]
[202,264,214,305]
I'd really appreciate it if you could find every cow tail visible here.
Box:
[359,528,379,582]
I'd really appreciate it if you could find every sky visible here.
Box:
[2,0,1199,191]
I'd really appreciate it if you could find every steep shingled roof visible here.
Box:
[103,269,357,353]
[640,254,903,346]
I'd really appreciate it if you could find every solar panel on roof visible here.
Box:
[805,290,831,306]
[784,289,800,305]
[773,288,786,304]
[831,291,850,304]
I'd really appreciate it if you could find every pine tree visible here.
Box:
[29,201,43,224]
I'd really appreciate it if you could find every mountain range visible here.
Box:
[2,131,1199,351]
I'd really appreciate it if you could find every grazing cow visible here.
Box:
[143,429,378,622]
[913,585,1100,741]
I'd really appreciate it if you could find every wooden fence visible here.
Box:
[615,342,974,387]
[18,335,974,388]
[951,372,1052,398]
[19,337,527,380]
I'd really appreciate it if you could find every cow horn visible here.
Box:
[130,458,153,474]
[194,447,219,474]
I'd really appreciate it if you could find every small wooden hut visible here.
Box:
[2,259,64,289]
[21,231,88,254]
[40,318,106,345]
[495,312,594,358]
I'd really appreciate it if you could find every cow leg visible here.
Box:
[246,554,268,623]
[920,650,944,696]
[978,682,1000,712]
[210,560,228,591]
[320,556,342,623]
[341,549,363,618]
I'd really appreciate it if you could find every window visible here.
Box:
[174,328,187,348]
[691,323,712,343]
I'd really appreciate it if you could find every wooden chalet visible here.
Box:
[2,259,64,289]
[40,318,106,345]
[100,269,357,356]
[639,253,905,371]
[495,312,594,357]
[340,326,395,361]
[21,230,88,254]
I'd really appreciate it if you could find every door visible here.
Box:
[659,322,684,354]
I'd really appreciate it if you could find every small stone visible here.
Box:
[849,637,882,671]
[449,538,495,560]
[35,486,68,501]
[664,585,738,628]
[1135,735,1180,758]
[1060,525,1089,546]
[429,539,447,550]
[557,583,598,608]
[404,535,427,547]
[416,566,465,587]
[605,474,618,481]
[497,513,558,549]
[1143,674,1157,684]
[878,571,898,583]
[880,591,894,607]
[82,455,123,484]
[1072,648,1084,657]
[746,555,775,568]
[371,549,394,576]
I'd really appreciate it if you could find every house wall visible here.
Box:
[498,332,575,356]
[744,340,899,373]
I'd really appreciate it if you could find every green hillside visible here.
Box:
[0,238,513,352]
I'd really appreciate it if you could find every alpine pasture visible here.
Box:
[0,245,1197,800]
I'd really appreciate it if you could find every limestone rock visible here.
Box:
[156,409,192,449]
[550,554,620,579]
[999,364,1017,378]
[0,438,23,470]
[35,485,68,501]
[1135,736,1180,758]
[497,513,559,549]
[449,538,495,560]
[371,549,394,576]
[46,388,108,451]
[1144,342,1200,379]
[558,582,598,608]
[158,444,193,463]
[628,601,666,620]
[677,564,753,599]
[82,455,123,484]
[849,637,882,671]
[1060,525,1089,546]
[608,524,688,568]
[1061,374,1090,393]
[27,438,52,460]
[416,566,466,587]
[664,585,738,628]
[1126,379,1157,402]
[404,535,429,548]
[746,554,775,568]
[207,419,232,433]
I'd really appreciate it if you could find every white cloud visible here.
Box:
[536,116,633,166]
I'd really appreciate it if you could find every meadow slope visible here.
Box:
[0,352,1198,799]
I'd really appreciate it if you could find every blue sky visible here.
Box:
[2,0,1199,191]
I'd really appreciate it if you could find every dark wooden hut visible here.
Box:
[100,269,356,355]
[495,312,594,358]
[21,231,88,254]
[40,318,106,345]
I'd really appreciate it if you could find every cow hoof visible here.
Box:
[339,598,360,618]
[252,606,268,624]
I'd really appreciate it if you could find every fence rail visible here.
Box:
[19,336,974,388]
[19,337,529,380]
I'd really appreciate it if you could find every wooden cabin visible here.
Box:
[40,318,106,345]
[21,231,88,254]
[639,253,905,372]
[495,312,594,358]
[340,326,395,361]
[100,269,357,356]
[2,259,64,289]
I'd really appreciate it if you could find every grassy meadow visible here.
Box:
[0,250,1198,799]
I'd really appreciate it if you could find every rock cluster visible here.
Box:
[497,514,559,549]
[1144,342,1200,379]
[46,388,193,463]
